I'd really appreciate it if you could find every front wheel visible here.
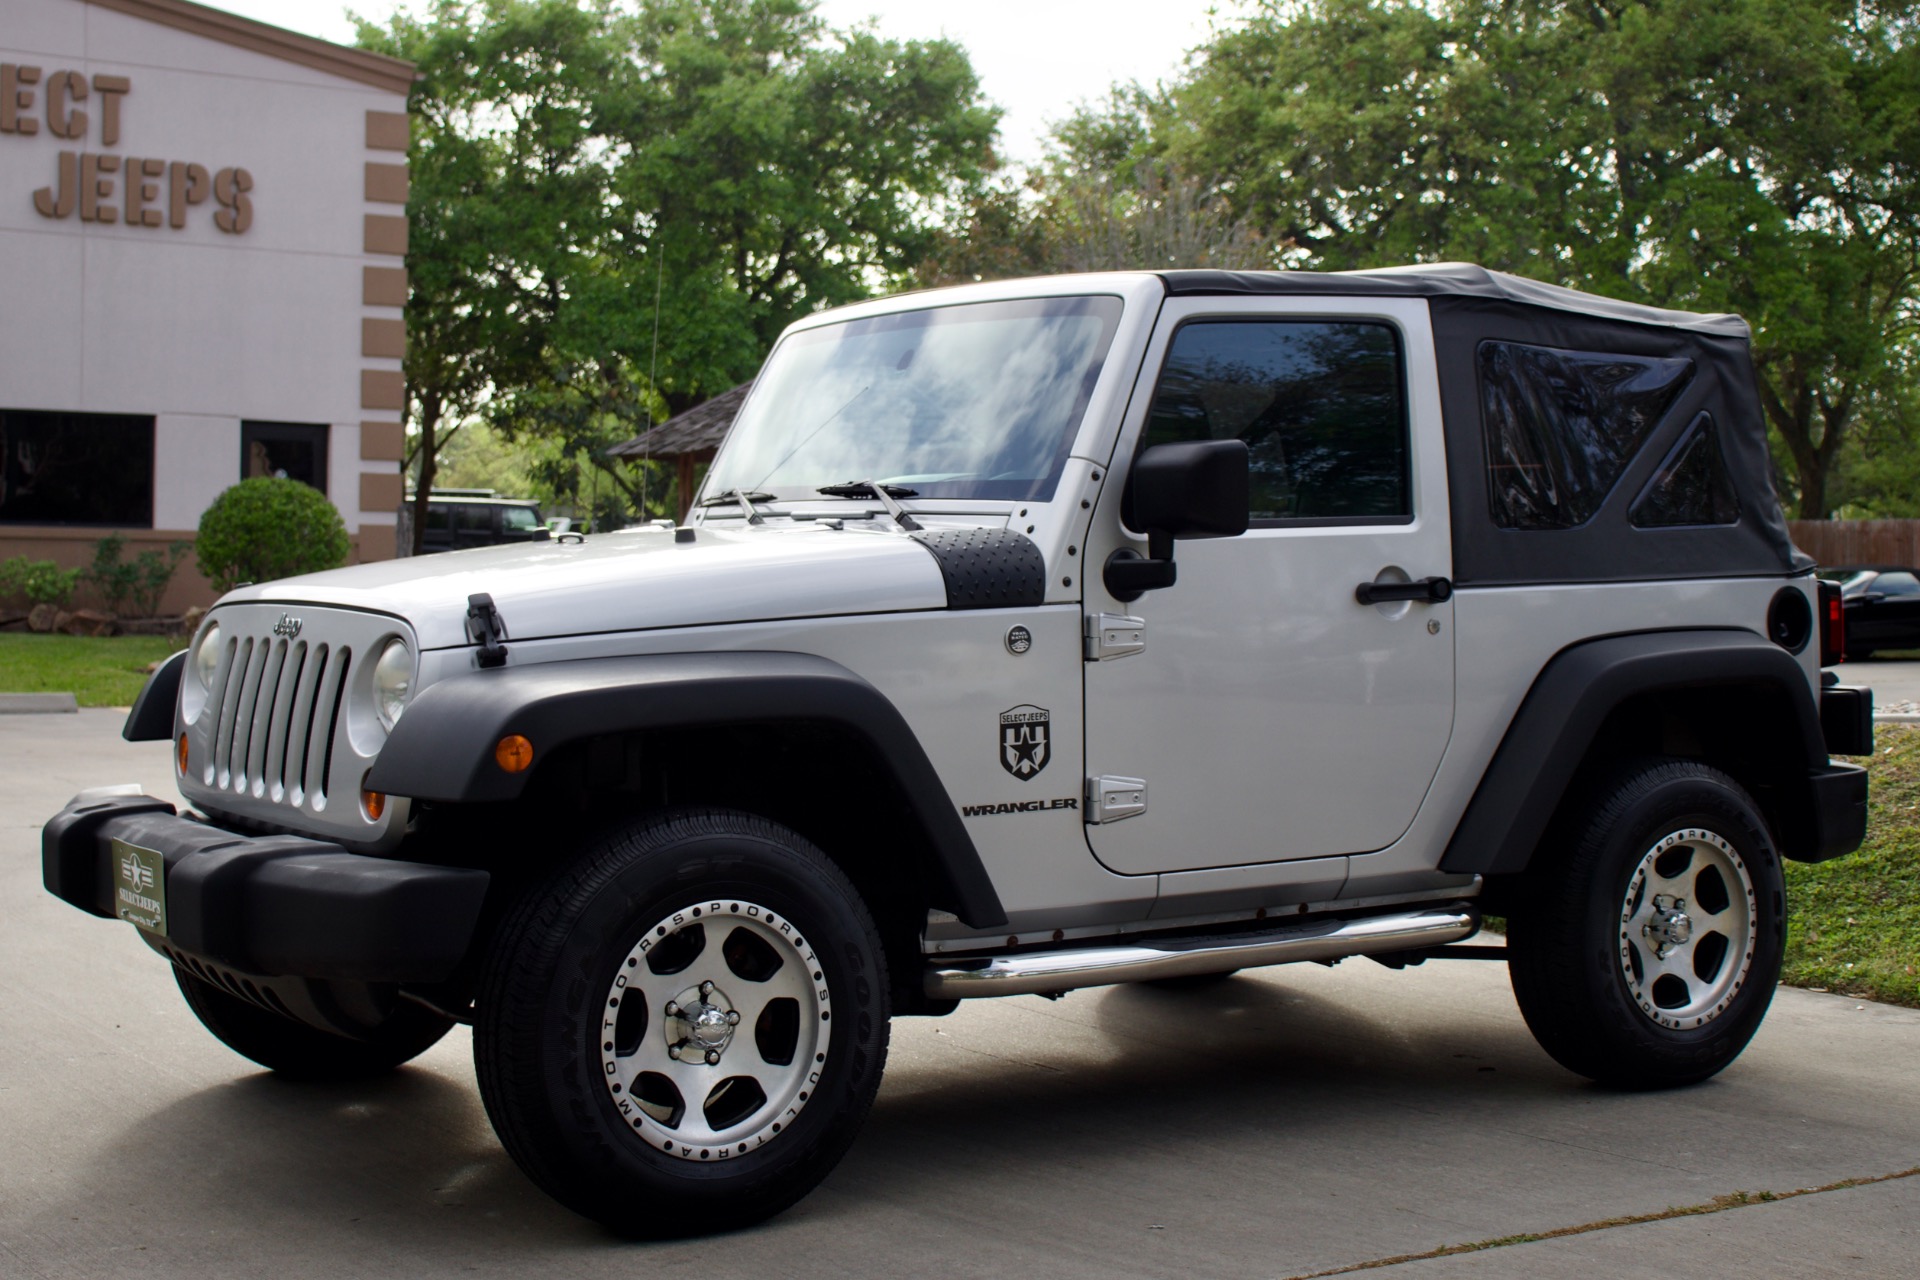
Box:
[1507,760,1785,1089]
[474,810,890,1237]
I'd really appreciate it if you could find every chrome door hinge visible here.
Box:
[1084,613,1145,661]
[1086,776,1147,824]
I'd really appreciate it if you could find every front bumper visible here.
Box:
[43,791,488,983]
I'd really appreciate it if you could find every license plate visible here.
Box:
[110,838,167,935]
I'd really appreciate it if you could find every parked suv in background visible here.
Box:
[45,265,1872,1237]
[411,490,547,553]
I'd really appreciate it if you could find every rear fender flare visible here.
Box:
[1440,629,1825,876]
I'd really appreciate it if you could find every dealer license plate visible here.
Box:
[110,838,167,935]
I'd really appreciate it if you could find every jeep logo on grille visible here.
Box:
[272,613,303,640]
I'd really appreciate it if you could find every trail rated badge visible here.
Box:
[999,704,1050,781]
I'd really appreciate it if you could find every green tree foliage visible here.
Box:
[196,479,350,593]
[356,0,997,546]
[1106,0,1920,517]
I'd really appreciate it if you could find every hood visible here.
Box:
[220,523,960,649]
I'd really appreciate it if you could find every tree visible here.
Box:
[358,1,997,544]
[1126,0,1920,517]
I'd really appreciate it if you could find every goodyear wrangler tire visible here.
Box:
[174,969,452,1079]
[474,809,890,1237]
[1507,760,1785,1089]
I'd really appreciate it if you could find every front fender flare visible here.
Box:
[367,651,1006,928]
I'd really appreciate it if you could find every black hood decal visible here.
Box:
[911,528,1046,609]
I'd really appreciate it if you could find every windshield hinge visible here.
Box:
[1084,613,1145,662]
[466,593,509,668]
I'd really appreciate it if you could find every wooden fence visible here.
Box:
[1788,520,1920,569]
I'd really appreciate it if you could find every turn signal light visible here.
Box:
[496,734,534,773]
[176,733,189,773]
[1818,579,1845,667]
[362,787,386,821]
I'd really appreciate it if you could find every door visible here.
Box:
[1083,296,1456,875]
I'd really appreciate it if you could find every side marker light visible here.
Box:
[177,733,189,773]
[496,734,534,773]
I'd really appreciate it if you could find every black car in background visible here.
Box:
[1818,566,1920,659]
[412,491,549,554]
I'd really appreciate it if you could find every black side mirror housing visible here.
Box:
[1106,439,1250,601]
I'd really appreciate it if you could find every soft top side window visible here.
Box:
[1143,319,1409,524]
[1480,341,1694,530]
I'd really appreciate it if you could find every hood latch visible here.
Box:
[466,593,510,668]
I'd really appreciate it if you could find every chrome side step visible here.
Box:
[925,907,1478,1000]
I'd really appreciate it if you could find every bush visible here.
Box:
[0,555,83,608]
[86,533,191,617]
[196,478,350,593]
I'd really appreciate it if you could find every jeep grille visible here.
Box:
[179,604,409,846]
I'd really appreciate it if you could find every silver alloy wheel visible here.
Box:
[600,898,829,1162]
[1617,827,1758,1030]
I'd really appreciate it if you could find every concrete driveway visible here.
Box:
[3,711,1917,1279]
[1836,656,1920,716]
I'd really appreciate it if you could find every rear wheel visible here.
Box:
[474,809,889,1237]
[174,969,452,1079]
[1507,760,1784,1089]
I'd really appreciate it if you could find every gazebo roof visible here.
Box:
[608,382,752,460]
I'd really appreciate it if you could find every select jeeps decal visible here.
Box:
[999,704,1050,780]
[962,796,1078,817]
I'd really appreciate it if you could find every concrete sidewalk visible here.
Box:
[3,711,1917,1279]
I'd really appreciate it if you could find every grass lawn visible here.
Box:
[0,633,181,707]
[1784,724,1920,1007]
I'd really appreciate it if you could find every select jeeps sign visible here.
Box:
[1,64,253,233]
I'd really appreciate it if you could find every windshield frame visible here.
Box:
[700,292,1129,509]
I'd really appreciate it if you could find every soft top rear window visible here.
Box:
[1480,341,1694,530]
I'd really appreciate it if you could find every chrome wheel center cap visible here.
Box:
[664,980,741,1064]
[1643,895,1694,950]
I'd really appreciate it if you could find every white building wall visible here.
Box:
[0,0,411,602]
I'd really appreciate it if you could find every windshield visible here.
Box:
[702,296,1124,504]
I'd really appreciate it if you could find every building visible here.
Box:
[1,0,413,612]
[606,382,753,522]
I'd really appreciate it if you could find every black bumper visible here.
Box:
[1799,763,1870,864]
[42,793,489,983]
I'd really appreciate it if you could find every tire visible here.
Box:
[474,809,890,1237]
[174,969,453,1079]
[1507,760,1785,1089]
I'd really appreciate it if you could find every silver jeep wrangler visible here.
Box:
[44,266,1873,1235]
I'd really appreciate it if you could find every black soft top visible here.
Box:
[1158,264,1805,587]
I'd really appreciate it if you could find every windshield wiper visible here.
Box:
[816,480,922,531]
[697,489,776,524]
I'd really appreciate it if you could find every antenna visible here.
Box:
[645,238,663,519]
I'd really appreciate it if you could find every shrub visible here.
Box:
[196,478,350,593]
[0,555,83,608]
[86,533,191,617]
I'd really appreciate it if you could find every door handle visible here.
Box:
[1355,576,1453,606]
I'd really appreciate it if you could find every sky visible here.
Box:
[210,0,1245,165]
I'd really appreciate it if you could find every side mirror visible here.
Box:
[1105,439,1250,601]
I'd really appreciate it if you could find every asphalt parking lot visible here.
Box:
[3,710,1917,1279]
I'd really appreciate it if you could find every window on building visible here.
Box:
[1480,341,1694,530]
[241,421,328,493]
[1142,320,1410,524]
[0,410,154,526]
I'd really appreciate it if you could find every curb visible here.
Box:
[0,693,79,714]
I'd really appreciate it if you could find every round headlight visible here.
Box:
[193,623,223,689]
[373,638,413,731]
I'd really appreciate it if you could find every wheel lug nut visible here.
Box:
[700,981,715,998]
[725,1010,741,1026]
[664,1001,681,1018]
[705,1049,721,1065]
